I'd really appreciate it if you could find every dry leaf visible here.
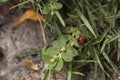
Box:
[12,9,45,30]
[24,59,39,71]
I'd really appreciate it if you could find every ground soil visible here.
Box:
[0,12,67,80]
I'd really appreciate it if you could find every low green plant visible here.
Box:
[9,0,120,80]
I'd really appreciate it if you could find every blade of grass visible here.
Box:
[100,27,111,42]
[106,14,120,19]
[91,4,107,13]
[100,70,106,80]
[106,31,120,44]
[15,49,41,58]
[87,8,98,36]
[117,38,120,60]
[101,31,120,53]
[92,48,113,78]
[84,0,95,11]
[73,60,96,63]
[67,62,72,80]
[78,22,88,38]
[76,10,97,38]
[104,62,114,72]
[100,38,109,53]
[52,21,62,36]
[94,63,98,80]
[55,11,65,27]
[73,71,85,76]
[96,1,107,15]
[10,0,32,9]
[90,48,106,73]
[102,51,120,74]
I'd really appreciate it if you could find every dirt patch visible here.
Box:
[0,12,67,80]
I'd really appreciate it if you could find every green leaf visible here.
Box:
[53,36,67,49]
[46,47,58,55]
[54,58,64,71]
[53,2,63,10]
[55,11,65,27]
[62,52,73,62]
[46,12,54,22]
[72,40,79,47]
[42,47,58,63]
[70,47,78,57]
[76,10,97,38]
[61,48,74,62]
[43,70,51,80]
[48,60,57,69]
[42,53,54,63]
[42,4,50,14]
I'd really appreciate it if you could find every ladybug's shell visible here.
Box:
[77,36,85,45]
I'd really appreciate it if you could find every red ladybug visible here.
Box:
[77,36,85,45]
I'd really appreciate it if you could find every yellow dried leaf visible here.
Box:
[24,59,39,71]
[12,9,46,30]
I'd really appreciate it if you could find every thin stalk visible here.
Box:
[37,13,47,47]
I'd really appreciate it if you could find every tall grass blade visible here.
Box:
[100,70,106,80]
[90,48,105,72]
[107,32,120,44]
[67,62,72,80]
[102,51,120,74]
[55,11,65,27]
[118,38,120,60]
[76,10,97,38]
[87,8,98,36]
[100,39,109,53]
[10,0,32,9]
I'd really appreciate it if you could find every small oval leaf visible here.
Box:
[54,58,64,71]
